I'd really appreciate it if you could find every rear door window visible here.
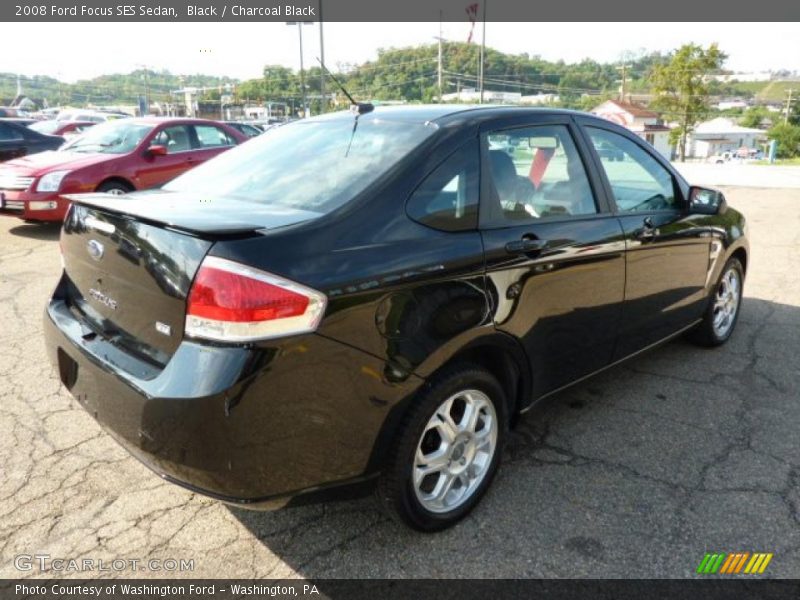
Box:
[482,124,597,226]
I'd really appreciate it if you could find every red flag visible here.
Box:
[466,3,478,43]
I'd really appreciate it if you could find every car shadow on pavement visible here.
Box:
[7,222,61,240]
[226,296,799,578]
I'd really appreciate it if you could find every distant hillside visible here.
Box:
[0,70,238,107]
[1,43,793,110]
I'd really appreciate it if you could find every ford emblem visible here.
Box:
[87,239,105,261]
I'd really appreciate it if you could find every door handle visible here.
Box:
[633,217,657,241]
[505,237,547,255]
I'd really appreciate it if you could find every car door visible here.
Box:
[479,116,626,399]
[0,122,26,161]
[578,122,712,359]
[187,124,237,166]
[136,125,196,189]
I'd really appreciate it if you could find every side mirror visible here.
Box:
[688,186,726,215]
[147,144,168,157]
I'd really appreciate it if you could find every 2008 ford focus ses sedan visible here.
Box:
[45,106,748,531]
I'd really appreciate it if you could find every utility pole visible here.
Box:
[318,0,325,113]
[478,1,486,103]
[785,89,794,124]
[287,21,313,117]
[137,64,151,115]
[434,15,444,103]
[616,63,630,102]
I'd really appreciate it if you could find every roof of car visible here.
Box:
[312,104,592,125]
[121,117,229,126]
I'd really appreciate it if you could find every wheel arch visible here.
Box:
[95,176,135,193]
[731,246,748,275]
[366,332,532,475]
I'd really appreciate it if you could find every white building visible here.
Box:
[591,100,673,159]
[717,100,749,111]
[519,93,560,105]
[687,117,767,159]
[441,88,522,104]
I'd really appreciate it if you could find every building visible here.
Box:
[519,93,560,105]
[441,88,522,104]
[687,117,767,159]
[591,99,673,159]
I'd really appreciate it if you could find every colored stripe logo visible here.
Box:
[696,552,773,574]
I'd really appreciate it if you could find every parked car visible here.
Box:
[45,106,748,531]
[2,117,37,127]
[223,121,263,138]
[0,117,247,221]
[0,119,64,163]
[55,109,130,123]
[29,119,97,140]
[595,140,625,161]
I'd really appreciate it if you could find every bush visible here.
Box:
[768,123,800,158]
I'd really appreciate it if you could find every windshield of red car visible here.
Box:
[61,120,153,154]
[163,116,438,214]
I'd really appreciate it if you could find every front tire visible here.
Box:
[689,257,744,347]
[96,180,133,195]
[376,364,507,532]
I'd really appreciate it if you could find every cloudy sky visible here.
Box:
[2,22,799,82]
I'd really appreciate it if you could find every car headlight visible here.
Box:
[36,170,71,193]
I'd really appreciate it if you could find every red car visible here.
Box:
[0,117,247,222]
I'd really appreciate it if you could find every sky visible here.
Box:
[1,22,799,83]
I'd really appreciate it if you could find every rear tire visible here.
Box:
[376,364,507,532]
[688,257,744,347]
[96,180,133,195]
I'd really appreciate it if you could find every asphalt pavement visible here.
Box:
[1,185,798,579]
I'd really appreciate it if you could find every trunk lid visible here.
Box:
[65,190,323,234]
[61,194,319,368]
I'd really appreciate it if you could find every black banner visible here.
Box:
[3,580,800,600]
[4,0,800,22]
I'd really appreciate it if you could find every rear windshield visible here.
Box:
[163,116,438,214]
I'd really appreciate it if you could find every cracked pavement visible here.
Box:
[1,186,799,579]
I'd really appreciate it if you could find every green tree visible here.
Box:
[739,106,771,129]
[767,122,800,158]
[650,43,727,162]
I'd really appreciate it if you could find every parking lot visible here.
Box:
[1,185,799,579]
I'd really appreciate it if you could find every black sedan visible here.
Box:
[45,106,748,531]
[0,119,64,162]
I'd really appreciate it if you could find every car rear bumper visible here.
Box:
[44,274,422,507]
[0,189,67,221]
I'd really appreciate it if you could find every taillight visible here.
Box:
[185,256,327,342]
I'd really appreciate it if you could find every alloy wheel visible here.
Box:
[712,267,741,338]
[412,389,497,513]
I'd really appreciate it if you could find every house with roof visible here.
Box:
[591,99,673,159]
[686,117,767,159]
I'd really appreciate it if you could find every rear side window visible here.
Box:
[407,140,479,232]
